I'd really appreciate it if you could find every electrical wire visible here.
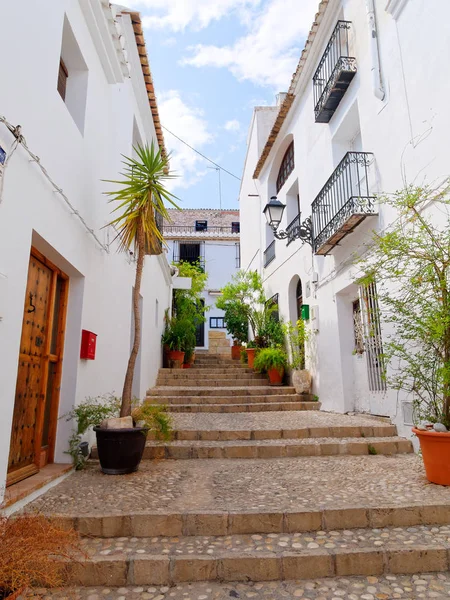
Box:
[0,116,109,253]
[162,125,241,181]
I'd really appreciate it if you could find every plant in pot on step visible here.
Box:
[95,142,178,475]
[284,319,312,394]
[253,347,288,385]
[218,299,248,359]
[164,315,188,367]
[356,181,450,485]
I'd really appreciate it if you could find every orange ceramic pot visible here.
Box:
[231,344,242,360]
[413,427,450,485]
[268,367,284,385]
[246,348,256,368]
[168,350,185,363]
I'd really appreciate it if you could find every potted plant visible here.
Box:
[357,182,450,485]
[94,143,177,475]
[245,340,258,368]
[0,513,83,598]
[219,299,248,359]
[254,347,288,385]
[284,319,311,394]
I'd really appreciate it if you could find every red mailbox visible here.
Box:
[80,329,97,360]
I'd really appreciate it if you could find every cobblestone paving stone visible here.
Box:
[170,412,386,431]
[27,573,450,599]
[148,436,402,447]
[27,455,450,515]
[78,524,450,557]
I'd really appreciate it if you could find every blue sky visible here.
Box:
[127,0,319,210]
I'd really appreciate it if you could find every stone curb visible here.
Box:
[147,395,313,405]
[68,544,450,586]
[55,504,450,538]
[161,402,322,413]
[146,387,298,397]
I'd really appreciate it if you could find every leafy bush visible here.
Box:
[253,347,288,374]
[284,320,309,370]
[132,403,172,441]
[221,300,248,344]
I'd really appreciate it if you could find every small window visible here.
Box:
[210,317,226,329]
[231,222,240,234]
[57,58,68,101]
[276,142,295,193]
[195,220,208,232]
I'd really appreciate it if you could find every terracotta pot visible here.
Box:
[268,367,284,385]
[168,350,185,368]
[413,427,450,485]
[231,344,243,360]
[292,369,312,394]
[182,363,191,369]
[246,348,256,368]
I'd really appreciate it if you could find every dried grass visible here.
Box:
[0,513,84,596]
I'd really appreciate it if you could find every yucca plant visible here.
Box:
[105,143,178,417]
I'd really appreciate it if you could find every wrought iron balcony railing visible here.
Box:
[313,21,357,123]
[163,225,240,237]
[264,240,276,267]
[311,152,377,255]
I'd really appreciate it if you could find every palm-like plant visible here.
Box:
[105,143,178,417]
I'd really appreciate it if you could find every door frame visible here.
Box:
[7,247,69,486]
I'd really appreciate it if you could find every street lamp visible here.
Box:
[263,196,313,247]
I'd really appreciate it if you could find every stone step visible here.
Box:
[156,376,268,386]
[159,402,321,413]
[158,371,266,378]
[147,386,298,397]
[149,423,397,441]
[148,394,311,405]
[160,367,255,374]
[132,436,413,460]
[69,526,450,585]
[33,574,450,599]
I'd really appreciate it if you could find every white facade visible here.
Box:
[0,1,173,502]
[240,0,450,439]
[164,210,240,349]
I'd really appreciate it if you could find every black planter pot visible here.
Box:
[93,426,148,475]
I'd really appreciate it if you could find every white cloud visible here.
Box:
[224,119,241,132]
[158,90,214,191]
[134,0,261,32]
[162,37,177,47]
[182,0,319,89]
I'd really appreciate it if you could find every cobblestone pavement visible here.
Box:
[78,525,450,557]
[27,572,450,599]
[170,412,387,431]
[27,455,450,515]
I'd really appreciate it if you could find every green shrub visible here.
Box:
[253,347,288,374]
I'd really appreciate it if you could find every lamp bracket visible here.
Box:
[272,217,313,247]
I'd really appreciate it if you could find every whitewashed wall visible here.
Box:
[240,0,450,439]
[0,0,172,501]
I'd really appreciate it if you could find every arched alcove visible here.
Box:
[288,275,303,323]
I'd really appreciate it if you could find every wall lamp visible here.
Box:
[263,196,313,247]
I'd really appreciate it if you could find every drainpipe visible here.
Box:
[366,0,386,101]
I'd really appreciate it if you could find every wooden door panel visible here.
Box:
[7,256,53,482]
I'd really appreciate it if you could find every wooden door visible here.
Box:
[7,249,68,486]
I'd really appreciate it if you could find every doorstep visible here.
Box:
[1,463,73,510]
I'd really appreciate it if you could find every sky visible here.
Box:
[126,0,320,210]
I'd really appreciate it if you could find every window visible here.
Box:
[231,222,240,234]
[276,142,295,193]
[235,243,241,268]
[195,220,207,232]
[174,241,205,268]
[57,59,68,101]
[210,317,226,329]
[266,293,280,322]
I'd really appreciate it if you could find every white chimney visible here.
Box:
[276,92,288,106]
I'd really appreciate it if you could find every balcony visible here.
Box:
[264,240,276,267]
[311,152,377,255]
[313,21,357,123]
[162,225,240,238]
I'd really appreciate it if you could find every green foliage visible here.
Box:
[284,320,309,370]
[132,404,172,441]
[240,347,248,363]
[253,347,288,374]
[368,444,378,455]
[313,394,319,402]
[64,393,121,435]
[356,181,450,427]
[221,300,248,344]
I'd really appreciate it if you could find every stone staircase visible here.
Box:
[26,353,450,596]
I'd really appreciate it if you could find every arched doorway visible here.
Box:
[296,279,303,321]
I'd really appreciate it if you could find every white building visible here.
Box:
[0,1,174,504]
[240,0,450,439]
[164,209,240,350]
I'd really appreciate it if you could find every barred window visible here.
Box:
[276,142,294,193]
[210,317,226,329]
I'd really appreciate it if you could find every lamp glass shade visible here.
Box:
[263,197,285,228]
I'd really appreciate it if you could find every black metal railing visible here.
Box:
[286,214,301,246]
[311,152,376,254]
[173,242,205,269]
[163,225,239,236]
[313,21,357,123]
[264,240,276,267]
